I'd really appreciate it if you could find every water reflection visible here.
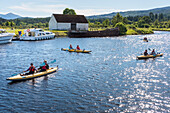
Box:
[0,31,169,112]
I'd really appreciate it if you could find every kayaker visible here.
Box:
[150,49,156,55]
[40,60,49,72]
[144,37,147,40]
[69,44,73,50]
[144,50,148,56]
[24,63,36,75]
[76,45,80,50]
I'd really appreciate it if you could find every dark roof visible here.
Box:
[52,14,88,23]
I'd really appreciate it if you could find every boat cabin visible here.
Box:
[0,29,7,33]
[24,29,53,37]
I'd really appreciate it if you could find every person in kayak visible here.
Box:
[76,45,80,50]
[150,49,156,55]
[144,37,147,40]
[144,50,148,56]
[24,63,36,75]
[40,60,49,72]
[69,44,73,50]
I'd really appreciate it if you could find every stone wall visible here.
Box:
[68,28,119,38]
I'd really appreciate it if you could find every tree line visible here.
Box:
[0,8,170,34]
[0,17,50,29]
[88,12,170,29]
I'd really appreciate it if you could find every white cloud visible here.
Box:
[8,2,148,17]
[9,3,68,17]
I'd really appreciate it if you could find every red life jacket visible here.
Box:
[29,66,35,72]
[42,65,47,70]
[77,46,80,50]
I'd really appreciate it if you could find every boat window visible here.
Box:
[39,30,44,32]
[46,33,50,35]
[42,33,45,35]
[0,31,7,33]
[28,32,35,36]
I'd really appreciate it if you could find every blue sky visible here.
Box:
[0,0,170,17]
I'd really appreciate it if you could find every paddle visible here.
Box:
[39,59,56,67]
[11,59,56,76]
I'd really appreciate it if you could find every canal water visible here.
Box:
[0,31,169,112]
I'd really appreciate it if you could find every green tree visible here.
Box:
[123,17,128,24]
[142,16,152,24]
[5,21,10,26]
[10,21,15,27]
[155,14,158,20]
[115,22,127,35]
[63,8,76,15]
[159,13,164,21]
[149,12,154,21]
[45,22,48,27]
[138,16,151,28]
[102,19,110,27]
[111,13,123,27]
[154,19,159,27]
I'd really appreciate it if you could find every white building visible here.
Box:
[49,14,89,31]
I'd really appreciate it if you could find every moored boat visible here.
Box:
[6,66,58,81]
[20,29,55,41]
[0,29,15,44]
[137,53,163,59]
[61,48,91,53]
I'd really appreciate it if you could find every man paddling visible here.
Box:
[24,63,36,75]
[76,45,80,50]
[39,60,49,72]
[69,44,73,50]
[150,49,156,55]
[144,50,148,56]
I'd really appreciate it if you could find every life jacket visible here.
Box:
[29,66,35,72]
[42,65,47,70]
[77,46,80,50]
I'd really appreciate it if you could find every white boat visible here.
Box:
[20,29,55,41]
[0,29,15,44]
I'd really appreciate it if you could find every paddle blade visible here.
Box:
[50,59,56,63]
[40,62,45,67]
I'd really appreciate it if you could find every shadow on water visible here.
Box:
[7,75,49,85]
[7,79,35,85]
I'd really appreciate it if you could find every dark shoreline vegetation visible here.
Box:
[1,11,170,37]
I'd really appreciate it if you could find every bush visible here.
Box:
[126,29,138,35]
[144,24,150,28]
[114,22,127,35]
[127,24,136,29]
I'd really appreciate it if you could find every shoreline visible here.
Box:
[8,28,169,38]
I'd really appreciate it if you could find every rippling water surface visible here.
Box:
[0,31,169,112]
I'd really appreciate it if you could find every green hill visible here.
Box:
[87,6,170,19]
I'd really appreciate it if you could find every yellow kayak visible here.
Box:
[143,39,148,42]
[137,53,163,59]
[6,66,58,81]
[61,48,92,53]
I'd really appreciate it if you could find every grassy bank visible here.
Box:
[152,28,170,31]
[126,28,154,35]
[5,27,154,37]
[48,30,68,37]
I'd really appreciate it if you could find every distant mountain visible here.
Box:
[87,6,170,19]
[0,13,21,20]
